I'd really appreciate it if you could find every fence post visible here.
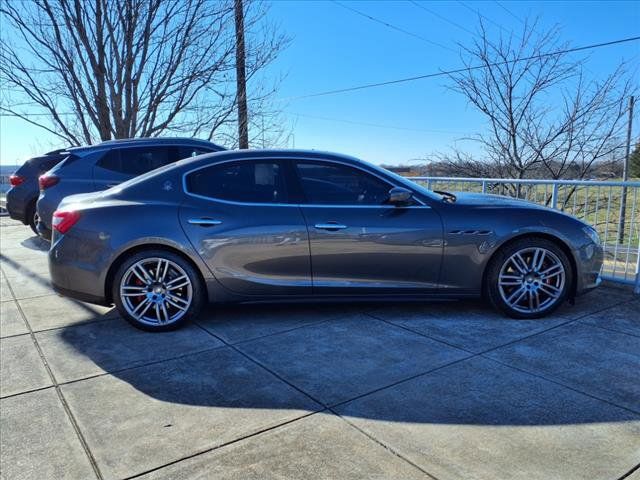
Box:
[481,181,487,193]
[551,184,559,209]
[427,179,433,190]
[635,241,640,294]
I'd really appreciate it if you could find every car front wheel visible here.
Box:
[112,250,204,331]
[485,238,573,319]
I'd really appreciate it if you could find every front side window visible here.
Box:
[295,162,392,205]
[97,147,171,175]
[185,161,286,204]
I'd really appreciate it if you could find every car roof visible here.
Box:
[65,137,225,154]
[180,148,366,167]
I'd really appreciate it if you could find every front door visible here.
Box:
[294,160,443,294]
[180,159,311,296]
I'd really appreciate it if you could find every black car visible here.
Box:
[36,137,225,240]
[6,149,70,234]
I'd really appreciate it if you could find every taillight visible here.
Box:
[9,174,24,187]
[39,174,59,190]
[52,210,80,234]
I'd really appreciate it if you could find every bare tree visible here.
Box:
[446,19,635,180]
[0,0,288,146]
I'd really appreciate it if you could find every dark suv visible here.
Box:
[37,138,224,240]
[6,149,70,234]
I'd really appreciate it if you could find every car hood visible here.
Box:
[452,192,549,209]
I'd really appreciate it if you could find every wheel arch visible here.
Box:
[481,232,578,299]
[104,243,207,304]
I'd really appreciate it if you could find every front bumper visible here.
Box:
[574,241,604,295]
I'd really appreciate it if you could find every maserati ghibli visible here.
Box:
[47,149,603,331]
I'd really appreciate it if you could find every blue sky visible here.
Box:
[1,0,639,166]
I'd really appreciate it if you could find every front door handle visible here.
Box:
[314,222,348,231]
[188,218,222,227]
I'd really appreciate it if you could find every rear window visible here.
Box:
[16,154,66,175]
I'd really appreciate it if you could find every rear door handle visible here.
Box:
[314,223,348,231]
[188,218,222,227]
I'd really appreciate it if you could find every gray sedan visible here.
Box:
[48,149,603,331]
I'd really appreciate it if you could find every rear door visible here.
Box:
[179,159,311,296]
[293,159,444,294]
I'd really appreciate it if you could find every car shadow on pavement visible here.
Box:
[19,235,50,251]
[51,299,640,428]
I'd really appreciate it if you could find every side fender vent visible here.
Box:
[449,230,493,236]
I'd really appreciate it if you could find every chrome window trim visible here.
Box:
[182,155,429,208]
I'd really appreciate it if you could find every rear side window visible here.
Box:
[185,161,287,204]
[48,154,80,173]
[97,147,172,175]
[295,162,391,205]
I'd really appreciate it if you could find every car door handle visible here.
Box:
[314,223,348,231]
[188,218,222,226]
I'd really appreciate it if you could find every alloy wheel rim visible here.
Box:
[498,247,565,314]
[120,258,193,326]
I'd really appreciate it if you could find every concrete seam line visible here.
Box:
[53,343,227,388]
[482,356,640,416]
[192,319,327,407]
[575,321,640,339]
[122,409,324,480]
[330,410,441,480]
[366,312,478,354]
[0,263,105,480]
[618,463,640,480]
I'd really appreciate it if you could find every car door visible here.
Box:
[293,159,443,294]
[179,159,312,296]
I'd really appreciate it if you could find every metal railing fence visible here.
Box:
[408,176,640,293]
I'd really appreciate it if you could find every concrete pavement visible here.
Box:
[1,216,639,480]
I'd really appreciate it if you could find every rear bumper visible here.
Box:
[6,188,33,224]
[37,221,52,241]
[49,231,111,306]
[51,282,110,306]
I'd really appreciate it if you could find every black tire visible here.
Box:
[112,249,205,332]
[27,203,39,236]
[484,237,573,319]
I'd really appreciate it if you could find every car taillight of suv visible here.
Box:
[9,174,25,187]
[39,174,59,190]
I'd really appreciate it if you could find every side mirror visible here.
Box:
[388,187,413,205]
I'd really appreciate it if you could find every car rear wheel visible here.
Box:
[485,237,573,319]
[28,204,39,236]
[112,250,204,331]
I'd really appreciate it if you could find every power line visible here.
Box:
[331,0,457,53]
[290,35,640,100]
[409,0,475,36]
[457,1,510,34]
[494,1,524,24]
